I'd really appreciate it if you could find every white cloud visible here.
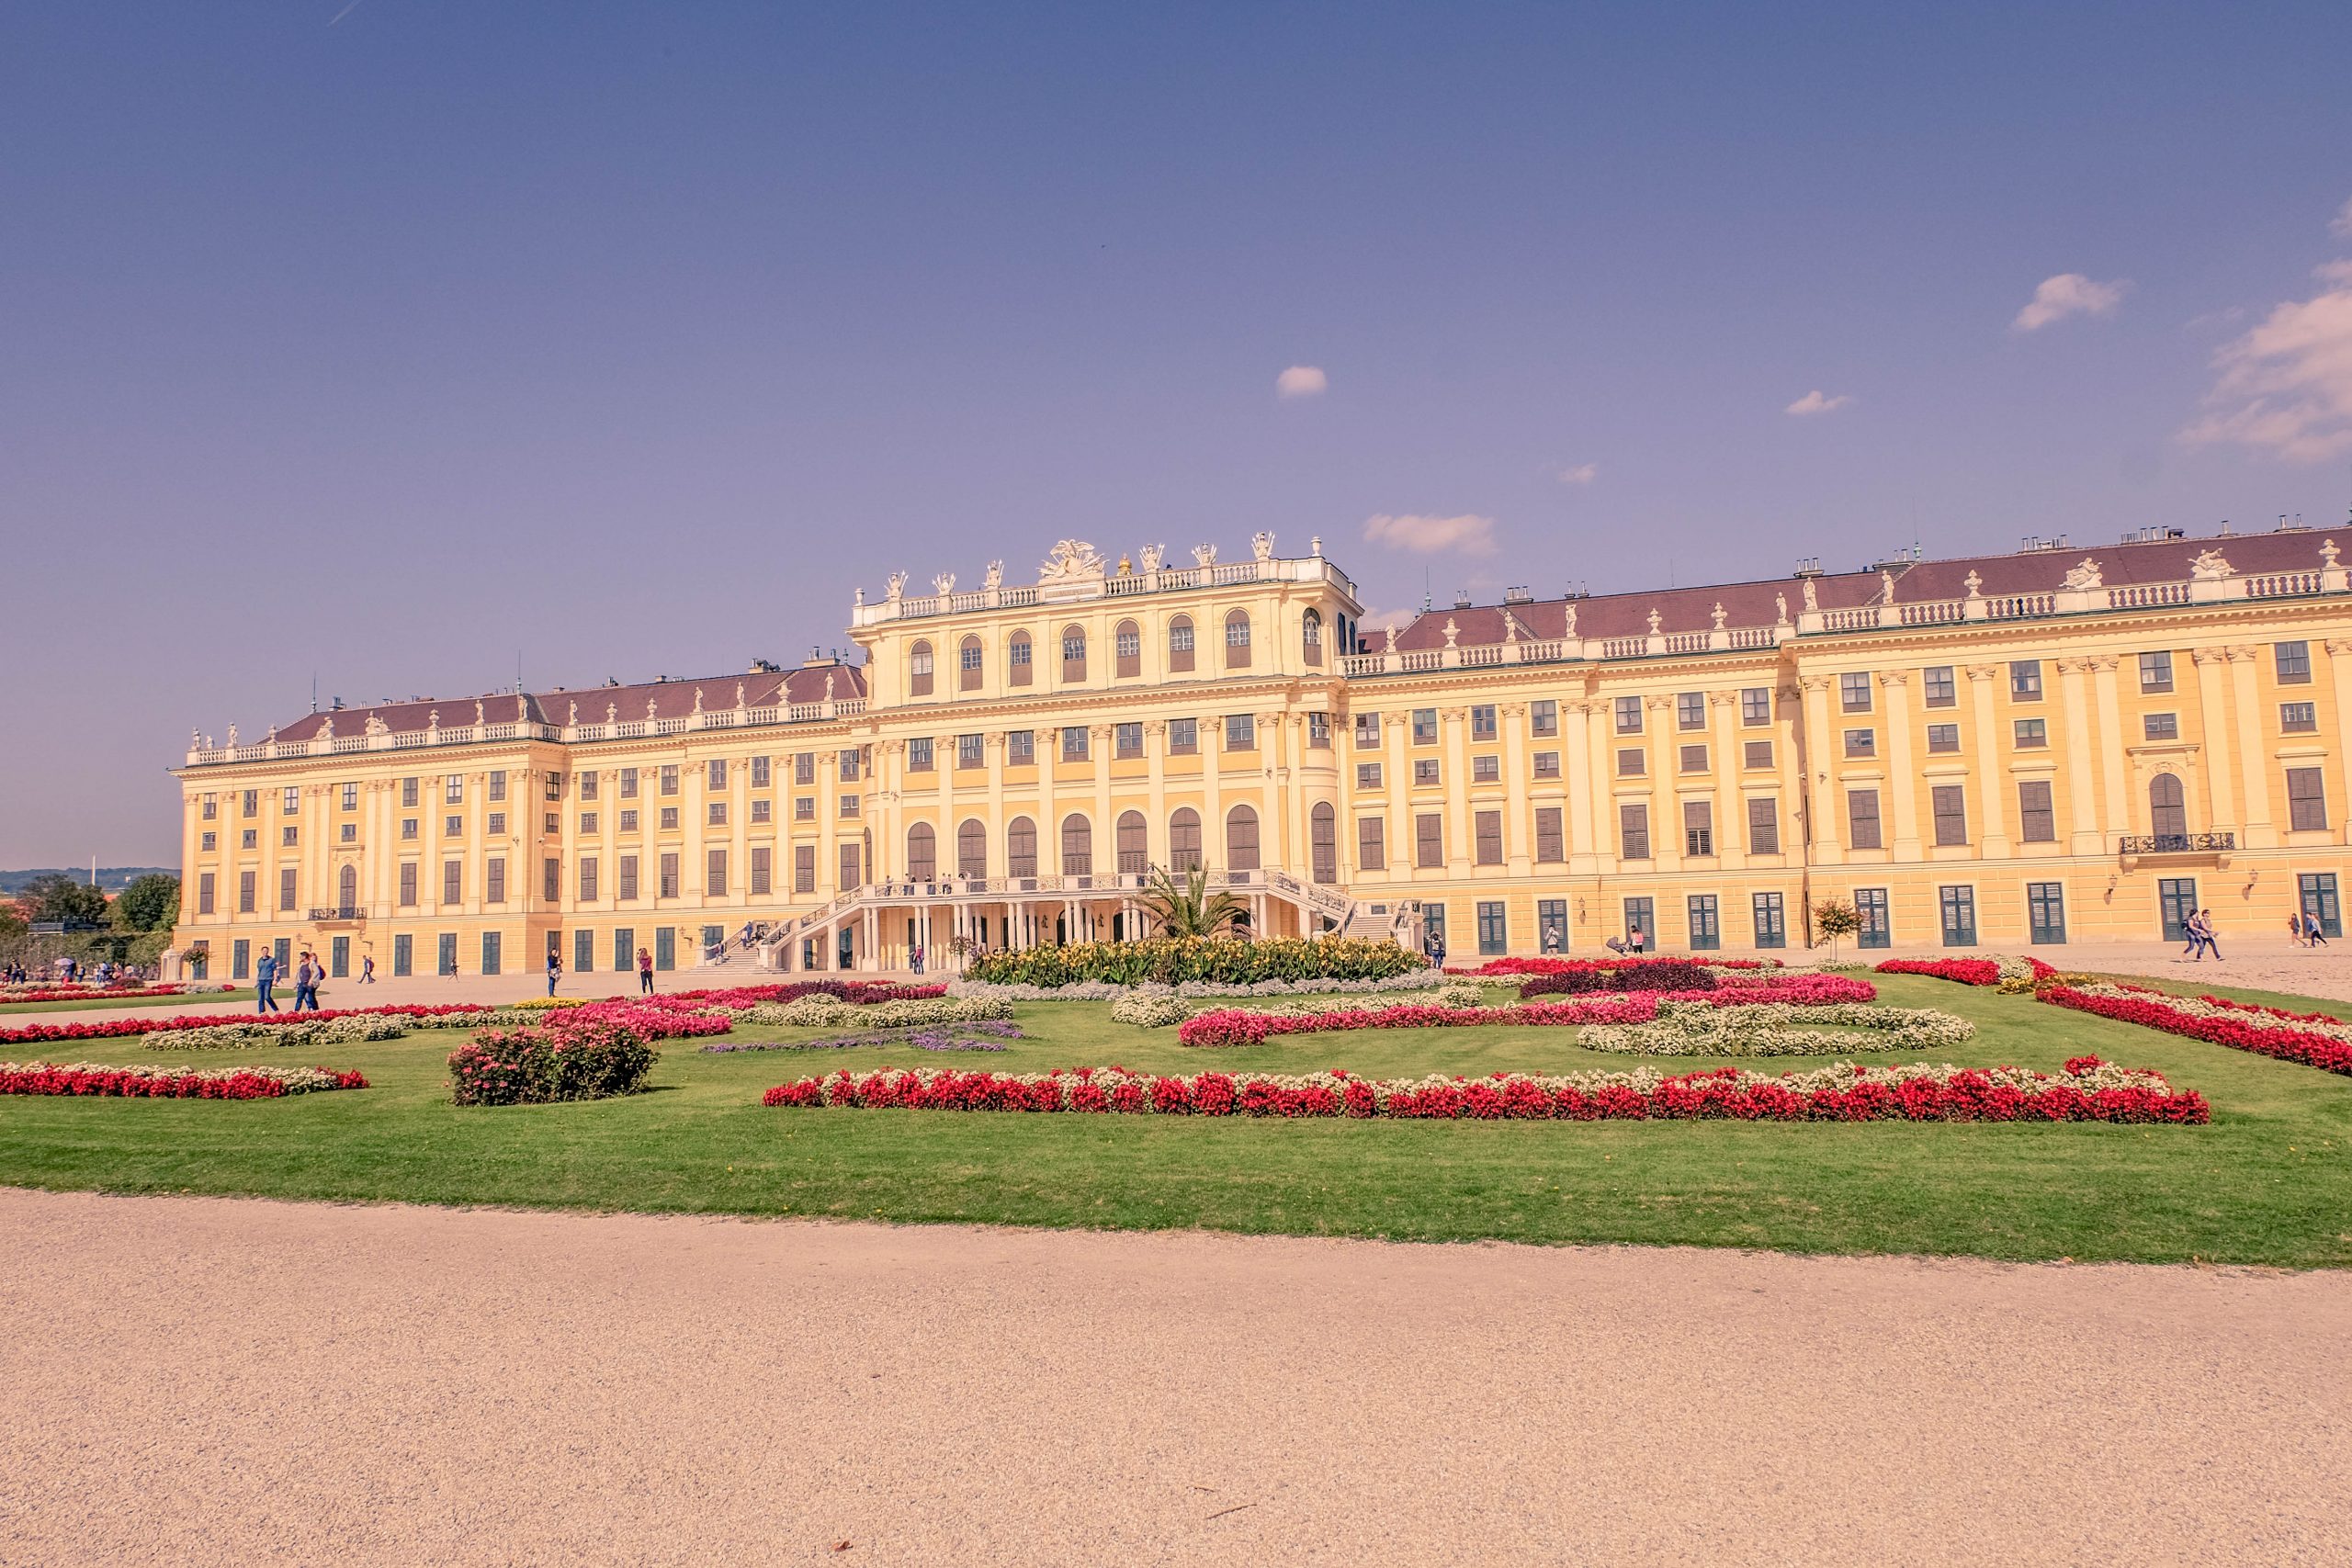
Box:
[2332,196,2352,239]
[2012,273,2131,332]
[1783,389,1854,417]
[1557,462,1599,485]
[2181,259,2352,462]
[1276,365,1328,399]
[1361,513,1498,556]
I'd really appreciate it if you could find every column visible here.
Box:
[2228,647,2275,848]
[2089,656,2130,852]
[2328,641,2352,838]
[1384,712,1411,876]
[1566,698,1602,874]
[1442,705,1472,874]
[1092,723,1115,885]
[1798,677,1842,863]
[1273,713,1306,877]
[1877,671,1920,857]
[1501,702,1532,873]
[2190,649,2238,834]
[1708,690,1743,867]
[1145,720,1170,870]
[1963,666,2010,854]
[1201,717,1224,880]
[2055,657,2104,853]
[1645,695,1679,873]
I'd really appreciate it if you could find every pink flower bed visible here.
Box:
[0,1061,368,1098]
[1456,956,1784,976]
[2040,982,2352,1077]
[1,983,199,1006]
[1874,957,2058,987]
[1175,974,1876,1046]
[761,1058,2206,1123]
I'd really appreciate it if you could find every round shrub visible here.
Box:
[448,1021,657,1106]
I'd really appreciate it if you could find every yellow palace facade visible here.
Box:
[168,525,2352,980]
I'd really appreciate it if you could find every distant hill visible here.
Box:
[0,867,177,896]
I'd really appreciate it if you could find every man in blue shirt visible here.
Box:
[254,949,281,1013]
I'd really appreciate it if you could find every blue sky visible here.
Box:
[5,2,2350,863]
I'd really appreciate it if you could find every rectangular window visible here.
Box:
[201,831,218,852]
[1931,785,1969,846]
[2288,767,2329,831]
[1357,762,1383,789]
[840,750,862,783]
[1226,715,1256,751]
[1743,740,1772,769]
[1848,789,1883,850]
[339,824,356,844]
[619,808,639,830]
[1476,900,1507,956]
[660,764,679,796]
[1114,626,1140,675]
[1856,887,1891,949]
[481,931,502,976]
[2014,717,2048,749]
[1472,754,1499,782]
[1474,810,1503,865]
[1414,758,1442,786]
[1616,748,1645,777]
[445,774,463,806]
[1062,727,1090,761]
[909,738,934,772]
[232,939,250,979]
[1533,750,1559,778]
[1415,813,1444,868]
[794,845,816,894]
[791,798,812,821]
[436,933,458,977]
[1620,803,1651,860]
[1061,630,1086,681]
[1424,903,1446,956]
[1412,708,1439,745]
[793,754,814,786]
[2300,873,2343,939]
[1927,723,1960,752]
[544,773,564,804]
[2018,779,2056,842]
[2277,641,2312,683]
[751,802,769,824]
[750,756,769,788]
[839,842,862,887]
[1471,705,1498,740]
[485,857,506,904]
[397,863,417,907]
[283,785,300,815]
[1679,744,1707,773]
[2141,651,2174,693]
[1683,799,1713,857]
[1923,666,1956,707]
[573,929,593,975]
[654,928,674,971]
[1843,728,1875,758]
[1355,712,1382,747]
[612,928,634,973]
[1531,700,1558,738]
[619,854,639,900]
[1752,892,1787,949]
[2010,660,2043,699]
[486,813,505,836]
[488,770,507,803]
[392,933,413,977]
[400,779,418,808]
[1537,898,1566,953]
[1939,886,1977,947]
[1534,807,1565,863]
[1115,722,1144,759]
[1687,895,1720,952]
[1747,796,1780,854]
[1740,687,1770,726]
[956,733,985,770]
[707,849,728,898]
[2028,882,2067,945]
[2139,711,2180,741]
[707,802,727,827]
[1839,671,1872,713]
[659,852,680,898]
[1007,730,1036,765]
[340,782,357,811]
[1615,696,1643,734]
[2281,701,2318,733]
[243,829,258,850]
[1623,897,1654,946]
[620,767,639,798]
[197,872,216,914]
[1166,720,1196,757]
[442,860,461,906]
[750,846,772,896]
[660,807,680,830]
[1011,637,1035,682]
[1306,712,1331,749]
[579,857,598,901]
[542,857,560,901]
[283,826,300,848]
[1677,692,1705,729]
[838,795,859,819]
[1357,817,1385,872]
[276,867,295,910]
[243,789,259,818]
[202,794,218,820]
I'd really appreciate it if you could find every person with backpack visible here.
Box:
[546,945,563,997]
[290,951,319,1010]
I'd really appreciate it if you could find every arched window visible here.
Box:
[337,863,358,912]
[958,635,983,692]
[1116,810,1148,874]
[956,818,987,878]
[1310,802,1337,884]
[1114,619,1142,679]
[1303,609,1324,668]
[906,823,937,882]
[2150,774,2187,839]
[1224,610,1252,670]
[1169,807,1203,872]
[1061,813,1092,876]
[909,639,934,698]
[1169,615,1196,673]
[1060,625,1087,682]
[1008,630,1034,688]
[1006,816,1037,878]
[1226,804,1261,871]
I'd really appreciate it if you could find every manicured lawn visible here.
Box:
[2,976,2346,1266]
[0,989,254,1014]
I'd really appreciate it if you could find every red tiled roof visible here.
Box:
[263,664,866,743]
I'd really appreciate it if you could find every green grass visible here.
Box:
[0,988,255,1014]
[2,975,2346,1266]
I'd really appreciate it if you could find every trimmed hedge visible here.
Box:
[962,938,1426,989]
[1520,959,1716,998]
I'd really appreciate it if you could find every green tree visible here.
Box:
[22,873,109,927]
[115,874,181,933]
[1136,866,1249,939]
[1813,897,1862,960]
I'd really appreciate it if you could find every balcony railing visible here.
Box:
[306,906,366,922]
[2117,832,2236,855]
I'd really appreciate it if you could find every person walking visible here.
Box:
[910,942,925,976]
[637,945,655,995]
[290,951,318,1010]
[1425,929,1447,968]
[254,948,280,1013]
[359,953,376,985]
[545,946,562,998]
[2308,911,2332,947]
[2194,909,2222,962]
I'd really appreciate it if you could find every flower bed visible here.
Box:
[670,980,947,1009]
[739,994,1012,1029]
[1110,982,1485,1030]
[447,1019,660,1106]
[145,1015,413,1051]
[950,968,1457,1005]
[1461,957,1784,976]
[2039,982,2352,1077]
[963,937,1427,988]
[1577,1000,1976,1056]
[1,983,205,1006]
[0,1061,368,1099]
[1519,959,1718,995]
[760,1058,2206,1123]
[1875,955,2057,993]
[1174,976,1880,1046]
[701,1020,1024,1054]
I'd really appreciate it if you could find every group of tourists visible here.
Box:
[2288,908,2333,947]
[253,949,327,1012]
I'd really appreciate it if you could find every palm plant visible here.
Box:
[1136,865,1249,939]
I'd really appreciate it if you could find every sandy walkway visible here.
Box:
[2,1190,2346,1566]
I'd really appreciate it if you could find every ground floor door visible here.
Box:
[1855,888,1891,948]
[1476,900,1506,955]
[2300,874,2342,938]
[1686,895,1720,951]
[1537,898,1566,953]
[2027,882,2066,945]
[1938,886,1976,947]
[2158,879,2198,942]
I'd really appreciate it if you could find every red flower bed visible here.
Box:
[0,1062,368,1098]
[1457,957,1783,976]
[1874,957,2058,987]
[1176,974,1878,1046]
[2040,983,2352,1077]
[761,1059,2207,1123]
[1,984,198,1006]
[660,980,945,1009]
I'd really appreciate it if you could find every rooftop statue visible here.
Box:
[885,570,909,602]
[2190,547,2235,581]
[2061,557,2104,592]
[1039,539,1107,583]
[983,560,1004,590]
[1193,543,1217,568]
[1140,544,1164,572]
[1802,578,1819,613]
[1251,531,1276,561]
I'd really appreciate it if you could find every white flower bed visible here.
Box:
[741,994,1013,1029]
[947,969,1456,1004]
[143,1015,413,1051]
[1577,1000,1975,1057]
[1111,982,1486,1030]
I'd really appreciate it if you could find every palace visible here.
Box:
[166,525,2352,981]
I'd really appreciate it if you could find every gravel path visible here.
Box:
[4,1189,2346,1566]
